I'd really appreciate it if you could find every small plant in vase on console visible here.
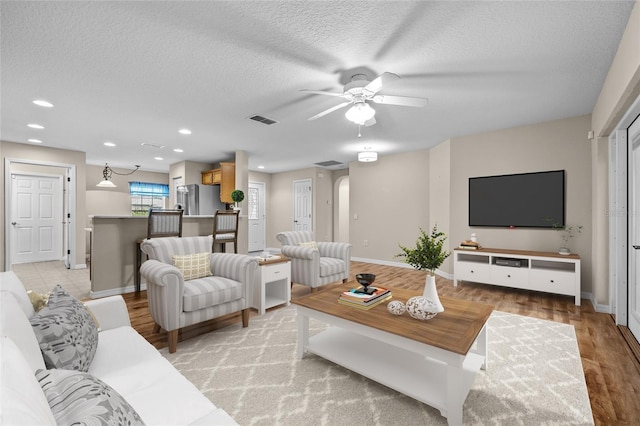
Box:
[395,224,450,312]
[553,223,583,255]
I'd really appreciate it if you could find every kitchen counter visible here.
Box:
[89,215,218,298]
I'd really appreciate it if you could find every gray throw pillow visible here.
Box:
[36,369,145,425]
[30,284,99,372]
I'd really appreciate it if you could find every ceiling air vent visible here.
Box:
[248,115,278,125]
[140,142,165,149]
[314,160,343,167]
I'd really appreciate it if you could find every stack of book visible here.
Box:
[338,286,392,310]
[458,240,481,250]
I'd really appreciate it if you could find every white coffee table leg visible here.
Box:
[477,324,488,370]
[297,312,309,359]
[446,363,464,426]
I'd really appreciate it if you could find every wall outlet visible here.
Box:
[363,239,369,247]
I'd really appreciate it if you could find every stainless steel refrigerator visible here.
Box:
[177,184,225,215]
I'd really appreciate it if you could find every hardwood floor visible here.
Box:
[123,261,640,425]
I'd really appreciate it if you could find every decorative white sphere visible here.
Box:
[387,300,406,315]
[406,296,438,320]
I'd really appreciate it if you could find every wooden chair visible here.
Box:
[135,209,184,292]
[212,210,239,253]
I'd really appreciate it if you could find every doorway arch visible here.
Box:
[334,175,349,243]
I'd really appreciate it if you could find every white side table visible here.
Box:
[252,256,291,315]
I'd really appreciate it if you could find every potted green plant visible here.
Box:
[231,189,244,211]
[396,225,450,312]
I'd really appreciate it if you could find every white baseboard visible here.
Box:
[72,263,87,270]
[90,283,146,299]
[582,292,610,313]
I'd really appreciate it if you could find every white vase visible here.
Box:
[423,273,444,313]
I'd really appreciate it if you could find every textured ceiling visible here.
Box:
[0,1,635,173]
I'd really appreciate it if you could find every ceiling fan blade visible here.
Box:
[372,94,428,107]
[300,89,346,98]
[308,101,352,120]
[364,116,376,127]
[364,72,400,95]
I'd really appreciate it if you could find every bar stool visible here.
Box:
[135,209,184,292]
[211,210,239,253]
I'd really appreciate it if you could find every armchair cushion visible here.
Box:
[298,240,319,250]
[183,277,243,312]
[319,257,346,277]
[172,252,212,280]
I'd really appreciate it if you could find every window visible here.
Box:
[129,181,170,216]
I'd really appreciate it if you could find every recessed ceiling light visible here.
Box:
[154,157,163,161]
[27,123,44,129]
[173,148,183,153]
[28,138,42,143]
[104,142,116,147]
[258,165,265,169]
[33,99,54,108]
[178,129,191,135]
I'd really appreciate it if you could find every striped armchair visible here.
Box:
[140,236,258,353]
[276,231,352,291]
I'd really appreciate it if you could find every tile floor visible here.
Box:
[11,261,91,300]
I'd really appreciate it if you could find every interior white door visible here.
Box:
[248,182,266,252]
[10,173,63,264]
[629,116,640,340]
[293,179,312,231]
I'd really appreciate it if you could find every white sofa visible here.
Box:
[0,271,236,425]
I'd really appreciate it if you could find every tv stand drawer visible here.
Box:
[456,262,490,283]
[490,265,529,286]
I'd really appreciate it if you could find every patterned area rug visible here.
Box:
[161,307,593,425]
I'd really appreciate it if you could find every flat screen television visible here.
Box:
[468,170,565,228]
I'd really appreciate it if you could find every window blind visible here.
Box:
[129,181,169,197]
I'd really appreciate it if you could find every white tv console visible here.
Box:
[453,247,581,305]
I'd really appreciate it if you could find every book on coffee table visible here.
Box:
[337,294,392,310]
[339,286,390,304]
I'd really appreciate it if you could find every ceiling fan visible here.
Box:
[302,72,428,126]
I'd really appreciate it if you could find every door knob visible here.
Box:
[634,245,640,250]
[11,222,18,226]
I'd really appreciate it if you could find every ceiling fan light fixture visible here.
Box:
[358,150,378,162]
[345,102,375,125]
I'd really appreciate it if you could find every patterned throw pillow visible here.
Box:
[172,252,212,280]
[30,285,99,372]
[299,241,319,250]
[36,369,145,426]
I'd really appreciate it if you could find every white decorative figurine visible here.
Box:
[405,296,439,320]
[387,300,406,316]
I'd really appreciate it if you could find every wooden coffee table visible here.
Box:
[292,283,494,426]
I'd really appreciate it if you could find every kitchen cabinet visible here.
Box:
[201,162,235,203]
[202,169,221,185]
